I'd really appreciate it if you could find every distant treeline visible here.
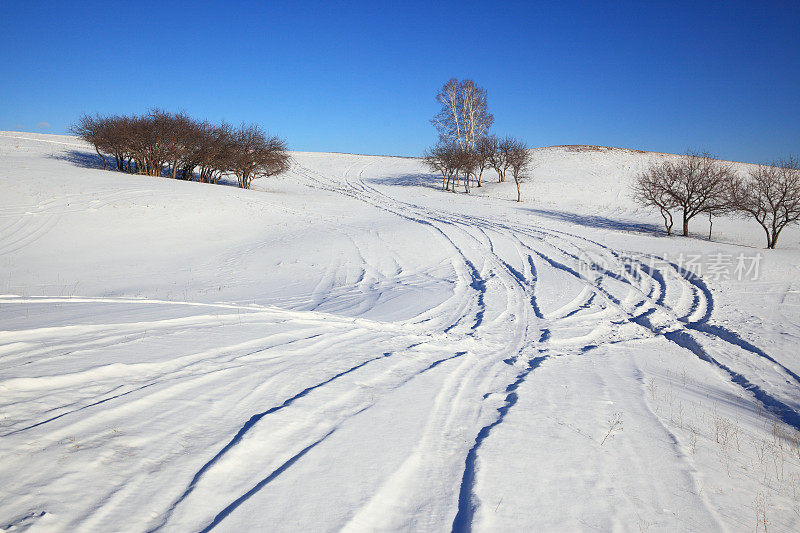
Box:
[71,109,290,189]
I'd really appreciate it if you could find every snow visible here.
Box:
[1,131,799,532]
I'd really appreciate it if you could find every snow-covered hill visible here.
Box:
[1,132,799,532]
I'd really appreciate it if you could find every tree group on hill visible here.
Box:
[71,110,290,189]
[633,153,800,248]
[423,78,533,201]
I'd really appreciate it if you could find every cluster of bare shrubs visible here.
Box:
[633,152,800,248]
[423,135,532,201]
[71,109,290,189]
[424,78,533,201]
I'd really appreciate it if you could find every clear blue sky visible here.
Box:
[1,1,798,162]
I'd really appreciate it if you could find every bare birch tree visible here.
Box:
[431,78,493,151]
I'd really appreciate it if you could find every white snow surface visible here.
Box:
[1,132,799,532]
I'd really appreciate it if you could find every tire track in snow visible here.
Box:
[663,330,800,430]
[154,348,468,531]
[1,331,338,435]
[2,381,161,437]
[150,350,396,531]
[3,325,409,438]
[451,354,548,532]
[320,161,552,530]
[196,429,336,532]
[0,212,61,255]
[334,164,564,521]
[295,159,487,334]
[198,352,470,532]
[508,222,800,417]
[629,365,728,530]
[342,164,799,527]
[537,244,800,423]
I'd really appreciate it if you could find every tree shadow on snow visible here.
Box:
[524,208,667,236]
[50,149,109,171]
[366,173,442,189]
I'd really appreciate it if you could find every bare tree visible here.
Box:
[164,112,194,180]
[729,158,800,248]
[632,153,734,237]
[73,113,134,172]
[454,145,477,193]
[488,136,516,183]
[105,115,134,172]
[474,135,495,187]
[702,199,736,240]
[459,80,493,150]
[124,109,175,177]
[423,144,447,190]
[197,122,234,184]
[431,78,493,151]
[507,138,532,202]
[424,142,456,191]
[670,151,734,236]
[632,161,680,235]
[228,124,291,189]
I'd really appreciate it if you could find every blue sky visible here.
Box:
[1,1,798,162]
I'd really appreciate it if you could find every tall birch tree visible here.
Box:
[431,78,493,151]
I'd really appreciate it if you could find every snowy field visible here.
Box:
[1,132,799,532]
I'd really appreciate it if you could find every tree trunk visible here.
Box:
[770,226,783,249]
[95,146,107,170]
[660,208,673,235]
[682,210,689,236]
[769,219,783,249]
[707,212,713,240]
